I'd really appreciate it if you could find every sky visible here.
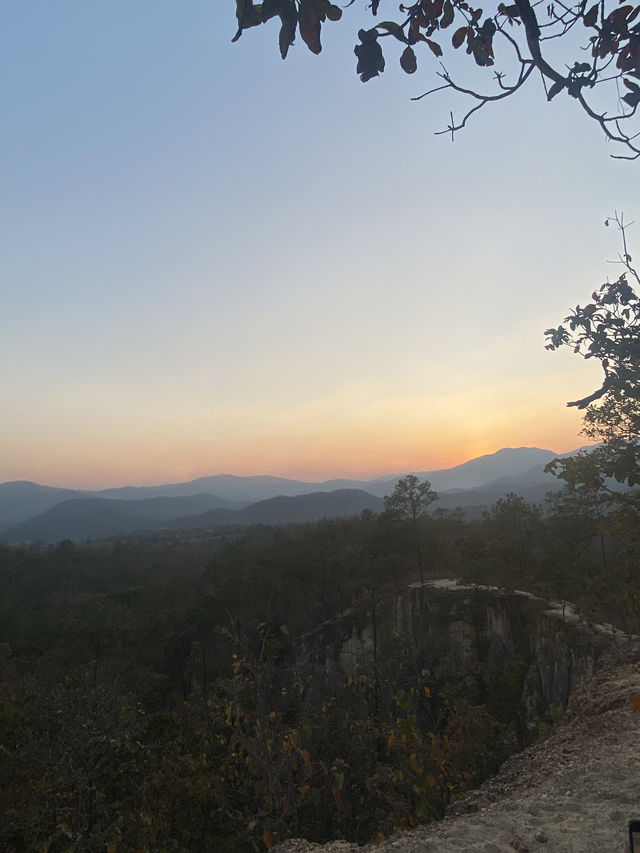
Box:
[1,1,638,489]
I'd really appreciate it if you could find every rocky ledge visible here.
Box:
[276,643,640,853]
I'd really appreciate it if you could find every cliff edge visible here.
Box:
[276,644,640,853]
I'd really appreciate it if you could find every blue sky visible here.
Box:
[1,1,638,487]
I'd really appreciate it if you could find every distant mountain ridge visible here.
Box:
[414,447,560,491]
[0,446,579,543]
[3,489,385,543]
[88,447,559,502]
[167,489,385,531]
[0,480,90,526]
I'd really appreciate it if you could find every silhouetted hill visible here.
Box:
[4,489,385,543]
[169,489,386,531]
[0,481,89,526]
[436,479,559,519]
[2,471,570,543]
[87,448,565,502]
[412,447,559,492]
[4,498,151,542]
[0,446,585,534]
[95,475,312,502]
[3,493,244,543]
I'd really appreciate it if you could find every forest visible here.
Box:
[2,233,639,852]
[3,2,639,849]
[1,475,638,853]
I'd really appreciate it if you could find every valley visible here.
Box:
[1,457,637,851]
[0,446,567,543]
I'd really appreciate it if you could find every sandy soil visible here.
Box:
[275,645,640,853]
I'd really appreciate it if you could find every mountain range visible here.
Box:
[0,446,576,544]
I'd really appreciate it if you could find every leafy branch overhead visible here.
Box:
[233,0,343,58]
[233,0,640,158]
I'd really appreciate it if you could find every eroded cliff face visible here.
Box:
[295,582,614,733]
[274,658,640,853]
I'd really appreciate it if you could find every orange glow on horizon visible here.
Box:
[1,373,589,490]
[2,418,587,491]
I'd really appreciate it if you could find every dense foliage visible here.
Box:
[1,479,639,851]
[544,217,640,585]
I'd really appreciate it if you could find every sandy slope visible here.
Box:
[276,646,640,853]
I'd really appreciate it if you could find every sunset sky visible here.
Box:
[2,1,638,489]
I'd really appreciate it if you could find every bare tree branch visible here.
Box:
[236,0,640,157]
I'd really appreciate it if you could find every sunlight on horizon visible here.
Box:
[1,3,635,491]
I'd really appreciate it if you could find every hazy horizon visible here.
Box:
[1,434,581,491]
[0,444,575,492]
[3,4,634,492]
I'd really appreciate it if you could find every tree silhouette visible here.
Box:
[545,213,640,490]
[232,0,640,158]
[384,474,438,584]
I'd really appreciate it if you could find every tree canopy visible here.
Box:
[545,214,640,490]
[384,474,438,521]
[384,475,438,583]
[232,0,640,158]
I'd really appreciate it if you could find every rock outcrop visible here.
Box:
[276,647,640,853]
[296,580,616,734]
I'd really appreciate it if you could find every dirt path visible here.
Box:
[276,652,640,853]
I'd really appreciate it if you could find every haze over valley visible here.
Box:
[0,446,574,543]
[3,4,639,851]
